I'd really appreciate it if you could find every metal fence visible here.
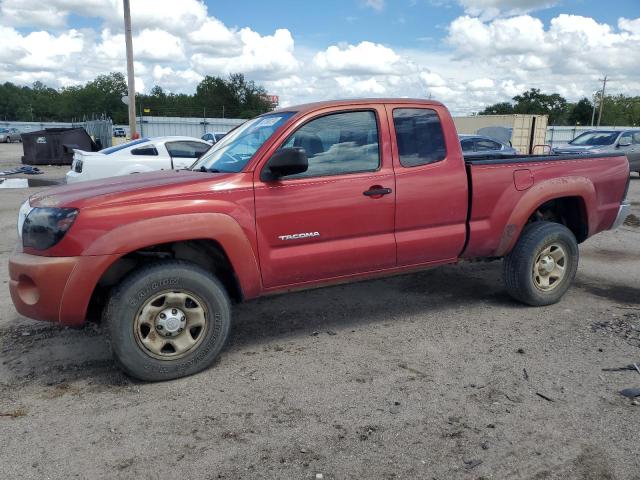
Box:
[130,116,245,138]
[546,126,634,147]
[0,119,114,148]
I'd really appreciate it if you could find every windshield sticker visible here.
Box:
[255,116,282,128]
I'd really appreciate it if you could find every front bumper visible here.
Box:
[9,251,120,326]
[610,202,631,230]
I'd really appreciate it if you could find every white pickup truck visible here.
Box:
[66,136,212,183]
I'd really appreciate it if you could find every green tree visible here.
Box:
[567,98,593,126]
[0,72,274,122]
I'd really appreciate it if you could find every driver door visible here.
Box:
[253,107,396,289]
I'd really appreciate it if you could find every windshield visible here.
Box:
[569,131,618,146]
[0,128,8,133]
[191,112,295,172]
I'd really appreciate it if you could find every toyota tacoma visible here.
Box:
[9,99,631,381]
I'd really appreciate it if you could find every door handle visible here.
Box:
[363,186,392,197]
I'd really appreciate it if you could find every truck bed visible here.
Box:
[464,151,627,165]
[462,152,629,259]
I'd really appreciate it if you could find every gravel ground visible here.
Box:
[0,142,639,479]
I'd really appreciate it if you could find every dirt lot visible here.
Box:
[0,142,639,479]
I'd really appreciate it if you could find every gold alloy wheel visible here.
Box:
[532,243,567,291]
[133,290,208,360]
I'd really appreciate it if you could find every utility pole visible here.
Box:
[123,0,137,138]
[590,92,597,126]
[597,75,608,127]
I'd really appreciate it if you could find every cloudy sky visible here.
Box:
[0,0,639,114]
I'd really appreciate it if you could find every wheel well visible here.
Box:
[87,239,242,323]
[527,196,588,243]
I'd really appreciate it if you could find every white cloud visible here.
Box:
[191,28,298,77]
[335,76,386,95]
[363,0,385,11]
[187,18,243,56]
[447,14,640,77]
[619,17,640,35]
[0,26,84,71]
[134,29,185,62]
[458,0,557,19]
[0,0,115,28]
[313,41,402,75]
[0,1,639,118]
[420,72,446,87]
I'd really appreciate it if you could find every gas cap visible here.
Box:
[513,169,534,191]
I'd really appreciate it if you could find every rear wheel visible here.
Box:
[104,260,231,381]
[503,221,579,306]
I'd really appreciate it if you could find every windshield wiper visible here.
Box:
[197,166,227,173]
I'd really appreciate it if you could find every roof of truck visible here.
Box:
[271,98,445,115]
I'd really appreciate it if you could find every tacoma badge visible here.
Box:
[278,232,320,241]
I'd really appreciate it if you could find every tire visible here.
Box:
[502,221,579,306]
[104,260,231,381]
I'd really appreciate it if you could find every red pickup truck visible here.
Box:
[9,99,630,381]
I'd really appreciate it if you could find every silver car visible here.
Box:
[0,128,22,143]
[460,134,519,158]
[552,130,640,174]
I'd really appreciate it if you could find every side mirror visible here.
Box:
[618,138,632,147]
[261,147,308,181]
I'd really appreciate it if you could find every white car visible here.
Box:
[66,136,212,184]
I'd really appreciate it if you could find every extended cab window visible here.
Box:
[392,108,446,167]
[280,110,380,179]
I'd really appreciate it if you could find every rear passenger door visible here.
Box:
[386,105,468,266]
[254,107,396,288]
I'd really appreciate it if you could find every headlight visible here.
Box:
[17,200,33,238]
[22,207,79,250]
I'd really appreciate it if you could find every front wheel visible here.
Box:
[503,221,579,306]
[104,260,231,381]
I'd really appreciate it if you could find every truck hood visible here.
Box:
[30,170,238,208]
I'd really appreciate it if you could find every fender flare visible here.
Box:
[495,176,596,256]
[83,213,262,299]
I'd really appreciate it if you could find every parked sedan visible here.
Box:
[66,136,212,184]
[552,130,640,174]
[0,127,22,143]
[460,134,518,158]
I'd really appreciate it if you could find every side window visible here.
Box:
[619,132,633,145]
[280,110,379,178]
[633,132,640,144]
[131,145,158,156]
[392,108,446,167]
[460,139,474,152]
[475,139,502,151]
